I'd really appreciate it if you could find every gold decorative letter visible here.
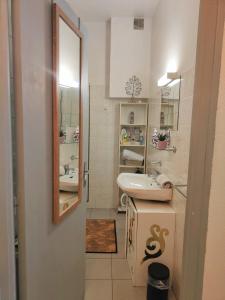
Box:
[141,224,169,264]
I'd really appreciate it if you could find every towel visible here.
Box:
[122,149,144,162]
[156,174,173,189]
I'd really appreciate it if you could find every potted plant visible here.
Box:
[157,132,167,150]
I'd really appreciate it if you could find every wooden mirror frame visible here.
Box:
[52,4,83,224]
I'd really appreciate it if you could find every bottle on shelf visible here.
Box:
[139,130,145,145]
[129,112,135,124]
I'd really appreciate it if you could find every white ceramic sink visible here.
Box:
[59,172,78,192]
[117,173,172,201]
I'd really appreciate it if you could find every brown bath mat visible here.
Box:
[86,219,117,253]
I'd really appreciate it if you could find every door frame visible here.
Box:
[181,0,225,299]
[0,0,17,299]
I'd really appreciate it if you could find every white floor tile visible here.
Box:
[85,280,112,300]
[86,259,112,279]
[109,209,126,221]
[86,208,92,218]
[112,229,126,259]
[86,253,112,259]
[90,208,111,219]
[116,219,126,231]
[112,259,131,279]
[113,280,146,300]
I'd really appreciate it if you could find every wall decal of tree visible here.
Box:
[125,75,142,97]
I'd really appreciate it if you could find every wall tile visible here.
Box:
[89,85,130,208]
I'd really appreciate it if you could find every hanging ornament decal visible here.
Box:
[125,75,142,97]
[141,224,169,264]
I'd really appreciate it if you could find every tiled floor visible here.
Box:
[85,208,176,300]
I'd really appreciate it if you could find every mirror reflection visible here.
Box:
[160,80,181,131]
[58,86,80,215]
[58,17,81,216]
[53,7,82,223]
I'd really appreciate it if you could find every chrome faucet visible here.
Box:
[64,164,70,175]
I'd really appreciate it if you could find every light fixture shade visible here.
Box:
[157,72,179,87]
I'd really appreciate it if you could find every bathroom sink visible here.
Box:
[117,173,172,201]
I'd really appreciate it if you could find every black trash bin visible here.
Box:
[147,262,170,300]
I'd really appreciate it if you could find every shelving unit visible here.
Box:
[117,102,148,211]
[119,103,148,172]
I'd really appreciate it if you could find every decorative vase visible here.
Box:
[157,140,167,150]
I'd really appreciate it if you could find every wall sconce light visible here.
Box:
[157,72,180,87]
[59,66,79,88]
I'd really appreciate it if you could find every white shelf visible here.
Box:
[119,102,148,174]
[118,103,148,206]
[120,124,147,127]
[120,103,148,125]
[118,100,148,209]
[120,144,145,147]
[119,165,145,169]
[120,103,148,106]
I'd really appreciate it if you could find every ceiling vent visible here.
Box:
[134,18,144,30]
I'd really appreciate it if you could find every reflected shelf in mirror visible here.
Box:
[120,144,145,147]
[119,165,145,169]
[120,124,147,127]
[160,78,181,131]
[60,141,79,145]
[150,144,177,153]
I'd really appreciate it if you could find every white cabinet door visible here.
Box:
[126,199,137,279]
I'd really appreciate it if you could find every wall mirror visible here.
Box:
[52,4,83,223]
[160,79,181,131]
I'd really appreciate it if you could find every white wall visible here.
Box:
[86,22,107,86]
[14,0,87,299]
[202,23,225,300]
[151,0,200,82]
[85,22,118,208]
[148,0,200,185]
[148,0,200,298]
[85,21,149,208]
[110,17,151,98]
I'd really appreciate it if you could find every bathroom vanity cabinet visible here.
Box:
[126,198,175,286]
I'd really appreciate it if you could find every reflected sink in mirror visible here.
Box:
[117,173,172,201]
[59,171,78,192]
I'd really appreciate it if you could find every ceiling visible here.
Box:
[67,0,160,22]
